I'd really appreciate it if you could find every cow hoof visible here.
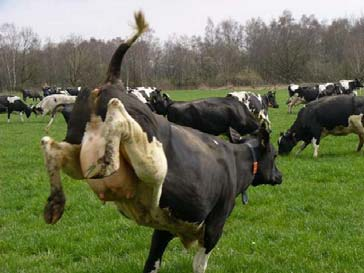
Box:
[44,190,65,224]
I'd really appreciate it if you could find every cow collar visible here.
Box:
[245,142,258,176]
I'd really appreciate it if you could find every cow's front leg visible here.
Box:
[41,137,83,224]
[143,230,174,273]
[296,141,309,155]
[311,137,320,158]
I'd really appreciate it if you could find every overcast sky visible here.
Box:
[0,0,364,42]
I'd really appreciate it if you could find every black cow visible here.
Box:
[40,12,282,273]
[0,96,32,122]
[278,95,364,157]
[22,89,43,101]
[127,87,159,111]
[150,91,259,139]
[265,91,279,108]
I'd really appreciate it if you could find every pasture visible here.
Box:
[1,89,364,273]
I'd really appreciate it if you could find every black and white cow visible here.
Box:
[0,95,32,122]
[278,95,364,157]
[337,79,363,95]
[127,86,159,111]
[22,89,43,101]
[227,91,272,130]
[287,83,339,113]
[40,12,282,273]
[150,90,260,138]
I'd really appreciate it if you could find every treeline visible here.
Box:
[1,10,364,92]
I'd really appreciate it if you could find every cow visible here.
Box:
[286,83,340,113]
[265,90,279,108]
[150,90,260,138]
[227,91,273,130]
[127,86,160,111]
[34,94,76,131]
[22,89,43,101]
[278,95,364,157]
[40,12,282,273]
[66,87,82,96]
[0,96,32,122]
[338,79,363,95]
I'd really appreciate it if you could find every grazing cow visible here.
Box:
[150,91,260,139]
[227,91,272,130]
[0,96,32,122]
[34,94,76,131]
[22,89,43,101]
[278,95,364,157]
[40,12,282,273]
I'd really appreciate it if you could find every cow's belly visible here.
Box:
[86,173,204,247]
[322,114,363,137]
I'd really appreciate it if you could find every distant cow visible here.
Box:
[338,79,363,95]
[278,95,364,157]
[50,103,74,124]
[34,94,76,131]
[287,80,363,113]
[65,87,82,96]
[22,89,43,101]
[150,90,260,139]
[227,91,274,130]
[0,96,32,122]
[127,86,159,111]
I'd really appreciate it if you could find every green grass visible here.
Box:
[1,90,364,273]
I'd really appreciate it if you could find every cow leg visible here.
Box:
[348,114,364,151]
[194,204,231,273]
[20,112,24,122]
[296,141,309,155]
[41,137,83,224]
[7,109,11,123]
[82,98,167,211]
[311,138,320,158]
[45,113,56,132]
[143,230,174,273]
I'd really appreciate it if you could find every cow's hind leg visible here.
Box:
[41,137,83,224]
[194,204,231,273]
[86,98,168,210]
[348,114,364,151]
[143,230,174,273]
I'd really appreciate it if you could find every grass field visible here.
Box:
[1,89,364,273]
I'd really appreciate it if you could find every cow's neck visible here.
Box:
[233,143,257,194]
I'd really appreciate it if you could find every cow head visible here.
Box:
[251,126,282,186]
[24,105,32,118]
[277,131,297,155]
[266,91,279,108]
[150,90,172,115]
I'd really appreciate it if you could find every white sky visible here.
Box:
[0,0,364,42]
